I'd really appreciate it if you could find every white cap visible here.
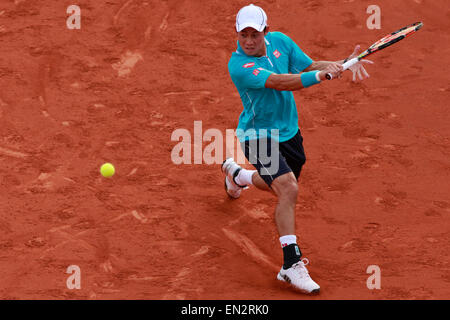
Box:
[235,4,268,32]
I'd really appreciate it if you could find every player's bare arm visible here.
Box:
[303,60,344,72]
[265,63,343,91]
[265,45,379,91]
[304,45,374,81]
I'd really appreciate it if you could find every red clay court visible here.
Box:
[0,0,449,299]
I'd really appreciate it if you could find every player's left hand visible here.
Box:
[345,45,374,81]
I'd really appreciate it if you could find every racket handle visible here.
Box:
[342,57,359,70]
[325,57,360,80]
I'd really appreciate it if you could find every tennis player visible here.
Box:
[223,4,372,294]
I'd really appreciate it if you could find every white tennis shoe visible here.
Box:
[277,258,320,294]
[221,158,247,199]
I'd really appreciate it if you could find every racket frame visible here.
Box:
[325,22,423,80]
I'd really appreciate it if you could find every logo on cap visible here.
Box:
[243,62,255,68]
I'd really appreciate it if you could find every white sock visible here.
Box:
[235,169,256,186]
[279,235,297,248]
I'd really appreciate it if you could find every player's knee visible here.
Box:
[286,181,299,200]
[275,177,298,200]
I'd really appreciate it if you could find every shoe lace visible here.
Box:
[291,258,311,279]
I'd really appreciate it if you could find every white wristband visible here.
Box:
[315,71,321,82]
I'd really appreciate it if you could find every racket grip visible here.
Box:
[325,57,359,80]
[342,57,359,70]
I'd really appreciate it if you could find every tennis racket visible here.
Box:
[326,22,423,80]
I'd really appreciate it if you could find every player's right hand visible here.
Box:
[346,45,374,81]
[320,63,343,80]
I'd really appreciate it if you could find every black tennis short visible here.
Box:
[241,129,306,187]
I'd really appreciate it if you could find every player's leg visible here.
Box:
[237,136,302,268]
[250,152,319,294]
[270,172,298,236]
[251,172,273,192]
[222,137,277,198]
[271,131,319,294]
[233,165,273,192]
[222,132,319,293]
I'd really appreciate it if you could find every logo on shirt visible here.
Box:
[243,62,255,68]
[253,69,260,76]
[273,50,281,58]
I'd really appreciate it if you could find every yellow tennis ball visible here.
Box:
[100,163,115,178]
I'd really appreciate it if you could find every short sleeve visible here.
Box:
[276,32,313,74]
[229,61,274,90]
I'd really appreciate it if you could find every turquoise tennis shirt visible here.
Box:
[228,31,313,142]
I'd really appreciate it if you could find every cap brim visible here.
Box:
[236,22,265,32]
